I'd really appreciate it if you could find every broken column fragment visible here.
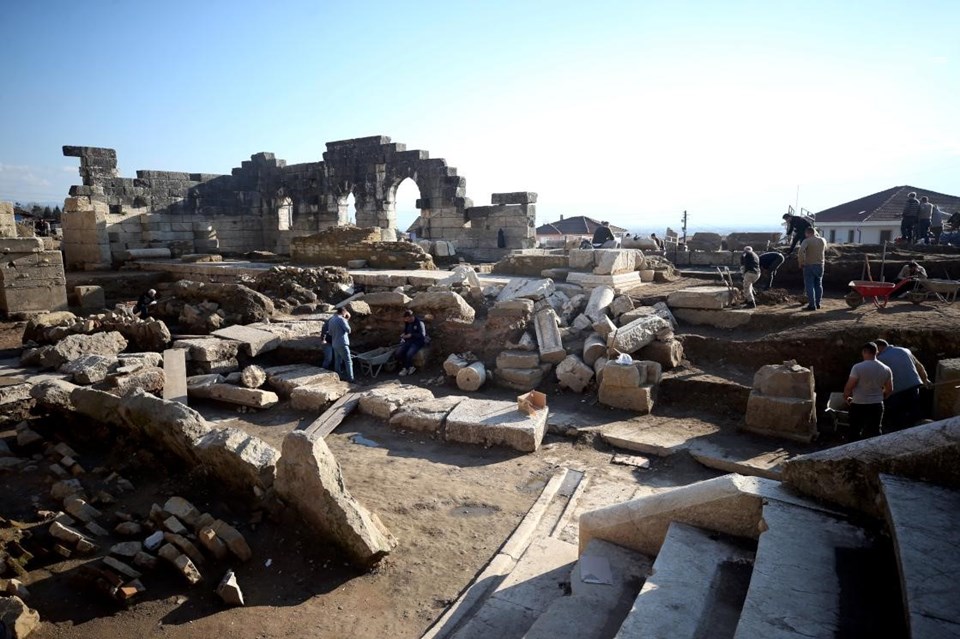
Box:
[275,430,397,567]
[534,308,566,364]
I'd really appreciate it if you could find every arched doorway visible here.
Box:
[276,197,293,231]
[338,192,358,225]
[394,178,422,240]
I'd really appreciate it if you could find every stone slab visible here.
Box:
[389,396,464,433]
[290,380,352,412]
[880,474,960,639]
[567,271,643,293]
[212,324,281,356]
[667,286,734,310]
[162,348,188,405]
[602,419,720,457]
[358,383,435,420]
[673,308,753,329]
[445,398,548,452]
[265,364,341,397]
[688,433,801,480]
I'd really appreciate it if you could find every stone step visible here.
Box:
[522,539,651,639]
[880,474,960,639]
[423,469,586,639]
[615,522,754,639]
[734,500,896,639]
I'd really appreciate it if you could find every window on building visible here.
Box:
[828,229,836,243]
[879,230,892,243]
[847,230,855,243]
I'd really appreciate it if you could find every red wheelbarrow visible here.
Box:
[845,278,916,309]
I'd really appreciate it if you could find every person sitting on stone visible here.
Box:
[592,221,617,248]
[133,289,157,318]
[783,213,812,254]
[649,233,664,250]
[396,309,428,377]
[758,251,785,290]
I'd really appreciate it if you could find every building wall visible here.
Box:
[61,137,537,268]
[818,224,898,245]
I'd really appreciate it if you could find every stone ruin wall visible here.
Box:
[60,136,537,269]
[0,201,68,316]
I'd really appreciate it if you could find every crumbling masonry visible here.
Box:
[61,136,537,268]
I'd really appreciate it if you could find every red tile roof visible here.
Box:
[815,185,960,224]
[536,216,628,236]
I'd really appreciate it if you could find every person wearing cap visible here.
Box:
[396,309,428,377]
[843,342,893,439]
[739,246,760,309]
[133,288,158,318]
[876,339,930,429]
[782,213,812,254]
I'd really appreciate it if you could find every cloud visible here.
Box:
[0,163,71,203]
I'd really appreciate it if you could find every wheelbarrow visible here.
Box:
[845,278,917,309]
[823,392,850,436]
[351,346,396,378]
[909,278,960,305]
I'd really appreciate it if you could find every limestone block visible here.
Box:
[611,316,670,354]
[409,291,475,322]
[599,382,656,413]
[594,356,609,383]
[363,291,412,307]
[637,339,684,370]
[190,383,279,408]
[593,315,617,339]
[264,364,340,397]
[666,286,733,310]
[744,392,817,442]
[652,301,679,329]
[0,595,40,638]
[593,249,636,275]
[557,355,594,393]
[445,398,548,452]
[583,333,608,366]
[934,358,960,420]
[497,350,540,370]
[572,314,594,332]
[389,396,463,433]
[534,308,566,364]
[754,364,815,400]
[584,286,616,323]
[496,278,556,303]
[74,285,105,310]
[194,427,279,492]
[610,295,635,318]
[289,380,351,411]
[568,249,596,270]
[275,430,397,566]
[172,338,240,363]
[358,383,434,420]
[443,353,471,377]
[39,331,128,370]
[495,366,546,391]
[493,298,535,314]
[29,378,79,411]
[106,367,165,396]
[211,325,280,357]
[602,361,644,387]
[60,353,118,384]
[195,358,239,375]
[456,362,487,392]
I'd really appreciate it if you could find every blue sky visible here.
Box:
[1,0,957,233]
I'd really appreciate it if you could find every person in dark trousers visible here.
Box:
[739,246,760,309]
[901,192,921,243]
[758,251,785,290]
[327,307,354,383]
[396,309,428,376]
[783,213,812,254]
[133,289,157,318]
[649,233,664,250]
[497,228,506,249]
[592,221,616,248]
[876,339,929,430]
[320,316,334,370]
[844,342,893,439]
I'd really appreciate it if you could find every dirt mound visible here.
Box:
[756,288,804,306]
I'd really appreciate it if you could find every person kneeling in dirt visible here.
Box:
[739,246,760,309]
[133,289,157,318]
[396,309,428,377]
[894,261,927,298]
[758,251,785,290]
[843,342,893,439]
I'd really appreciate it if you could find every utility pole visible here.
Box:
[681,210,688,245]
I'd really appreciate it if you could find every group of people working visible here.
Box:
[320,308,429,383]
[843,339,930,439]
[900,192,948,244]
[738,215,823,310]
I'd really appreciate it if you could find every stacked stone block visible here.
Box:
[598,359,661,413]
[744,362,817,442]
[0,204,69,315]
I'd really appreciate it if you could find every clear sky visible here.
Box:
[1,0,957,233]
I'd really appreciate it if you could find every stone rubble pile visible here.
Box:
[248,265,354,312]
[21,310,171,353]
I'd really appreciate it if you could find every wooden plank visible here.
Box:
[302,392,361,438]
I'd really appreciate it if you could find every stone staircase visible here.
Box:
[423,418,960,639]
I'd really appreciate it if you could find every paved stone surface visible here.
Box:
[602,419,720,456]
[880,474,960,639]
[445,398,548,452]
[212,324,281,356]
[389,396,464,433]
